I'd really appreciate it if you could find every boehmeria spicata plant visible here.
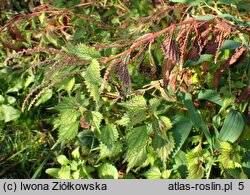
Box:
[1,0,249,179]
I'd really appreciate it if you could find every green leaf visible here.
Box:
[184,93,212,146]
[143,166,162,179]
[218,141,242,169]
[119,95,147,111]
[128,110,147,126]
[98,163,118,179]
[57,77,75,94]
[162,170,172,179]
[58,165,72,179]
[64,43,100,60]
[99,142,123,159]
[116,114,130,126]
[45,168,59,178]
[148,97,162,114]
[58,121,79,142]
[71,147,80,159]
[172,116,193,157]
[185,54,213,67]
[220,40,241,50]
[84,59,102,103]
[187,163,204,179]
[0,104,21,122]
[99,124,119,147]
[158,116,173,132]
[124,146,147,172]
[87,111,103,130]
[126,125,150,154]
[219,109,245,143]
[152,132,175,166]
[124,125,150,171]
[119,96,148,126]
[197,89,223,106]
[35,89,53,107]
[57,155,70,165]
[194,15,215,20]
[169,0,203,5]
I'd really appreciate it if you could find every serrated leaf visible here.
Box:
[218,141,242,169]
[57,77,75,95]
[152,132,175,166]
[219,109,244,143]
[35,89,53,107]
[119,95,147,111]
[162,169,172,179]
[116,114,130,126]
[58,121,79,142]
[126,125,150,153]
[143,166,162,179]
[84,59,102,103]
[99,142,123,159]
[172,116,192,157]
[124,146,147,172]
[98,163,118,179]
[0,104,20,122]
[148,97,162,114]
[57,155,70,165]
[54,96,81,113]
[128,110,147,126]
[87,111,103,130]
[64,43,100,60]
[187,163,204,179]
[99,124,119,147]
[158,116,173,132]
[124,125,150,171]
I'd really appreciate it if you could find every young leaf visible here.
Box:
[57,77,75,95]
[119,95,148,126]
[71,147,80,159]
[45,168,60,178]
[143,166,162,179]
[218,141,242,169]
[98,163,118,179]
[187,163,204,179]
[127,110,147,126]
[218,109,244,143]
[0,104,20,122]
[58,165,72,179]
[34,89,53,107]
[84,59,102,103]
[57,155,70,165]
[148,97,162,114]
